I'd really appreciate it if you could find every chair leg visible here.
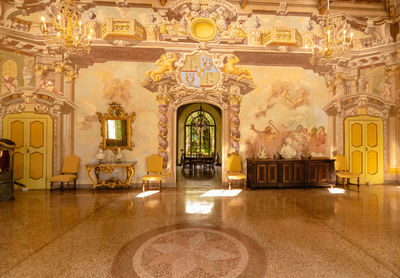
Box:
[357,177,360,192]
[74,179,76,190]
[61,182,64,191]
[159,180,162,191]
[50,181,53,192]
[243,179,246,190]
[228,181,231,191]
[142,181,145,192]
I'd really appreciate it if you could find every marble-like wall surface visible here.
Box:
[75,61,159,184]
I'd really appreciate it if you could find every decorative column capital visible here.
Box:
[64,67,79,82]
[53,61,67,73]
[33,63,50,77]
[156,93,171,105]
[228,94,242,105]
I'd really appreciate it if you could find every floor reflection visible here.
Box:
[0,185,399,277]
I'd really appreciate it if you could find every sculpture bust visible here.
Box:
[96,149,105,162]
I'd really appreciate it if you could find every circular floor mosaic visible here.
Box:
[112,224,267,278]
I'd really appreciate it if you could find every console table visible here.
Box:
[86,161,137,189]
[246,158,334,189]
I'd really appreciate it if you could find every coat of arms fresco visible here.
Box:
[179,53,220,89]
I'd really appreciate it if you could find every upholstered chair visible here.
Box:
[50,155,80,191]
[226,153,246,190]
[333,154,360,191]
[142,154,164,192]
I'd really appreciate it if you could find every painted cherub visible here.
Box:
[1,74,17,94]
[223,54,253,82]
[146,53,177,82]
[290,88,310,109]
[38,78,63,95]
[380,81,392,99]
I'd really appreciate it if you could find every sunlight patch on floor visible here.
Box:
[186,201,214,214]
[201,189,242,197]
[136,191,159,198]
[328,188,346,194]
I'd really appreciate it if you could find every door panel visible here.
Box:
[367,151,378,175]
[3,113,53,189]
[319,163,330,183]
[30,121,44,148]
[11,121,24,148]
[367,123,377,147]
[345,116,383,184]
[365,121,382,183]
[293,163,304,183]
[29,152,43,180]
[267,164,278,184]
[351,123,363,147]
[14,152,24,180]
[307,163,318,183]
[256,164,266,184]
[351,150,363,175]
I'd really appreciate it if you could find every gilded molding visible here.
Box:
[96,102,135,154]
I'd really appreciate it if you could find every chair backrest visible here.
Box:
[61,155,80,174]
[227,153,242,172]
[333,154,349,171]
[147,154,163,173]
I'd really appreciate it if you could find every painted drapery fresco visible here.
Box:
[241,66,329,159]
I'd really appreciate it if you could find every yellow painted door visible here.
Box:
[3,113,53,189]
[345,116,383,184]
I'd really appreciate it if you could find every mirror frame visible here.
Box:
[96,102,135,153]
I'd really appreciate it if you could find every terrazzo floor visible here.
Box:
[0,184,399,277]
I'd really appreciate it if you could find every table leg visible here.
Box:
[86,166,97,189]
[125,165,135,188]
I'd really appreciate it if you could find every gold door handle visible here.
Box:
[365,147,369,151]
[26,149,29,153]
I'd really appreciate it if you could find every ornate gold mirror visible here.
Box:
[97,102,135,153]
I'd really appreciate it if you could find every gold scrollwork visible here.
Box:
[97,102,135,154]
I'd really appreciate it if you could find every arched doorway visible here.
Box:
[176,103,222,187]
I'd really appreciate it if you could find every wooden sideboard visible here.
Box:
[246,158,335,189]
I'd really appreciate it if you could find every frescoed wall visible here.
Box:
[1,0,399,185]
[241,66,329,159]
[73,62,329,184]
[75,61,159,184]
[0,50,35,93]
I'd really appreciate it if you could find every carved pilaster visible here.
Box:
[156,93,170,166]
[324,72,336,101]
[228,90,242,154]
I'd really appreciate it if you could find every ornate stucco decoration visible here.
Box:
[142,50,255,164]
[143,50,255,106]
[152,0,249,44]
[323,93,393,120]
[0,87,76,118]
